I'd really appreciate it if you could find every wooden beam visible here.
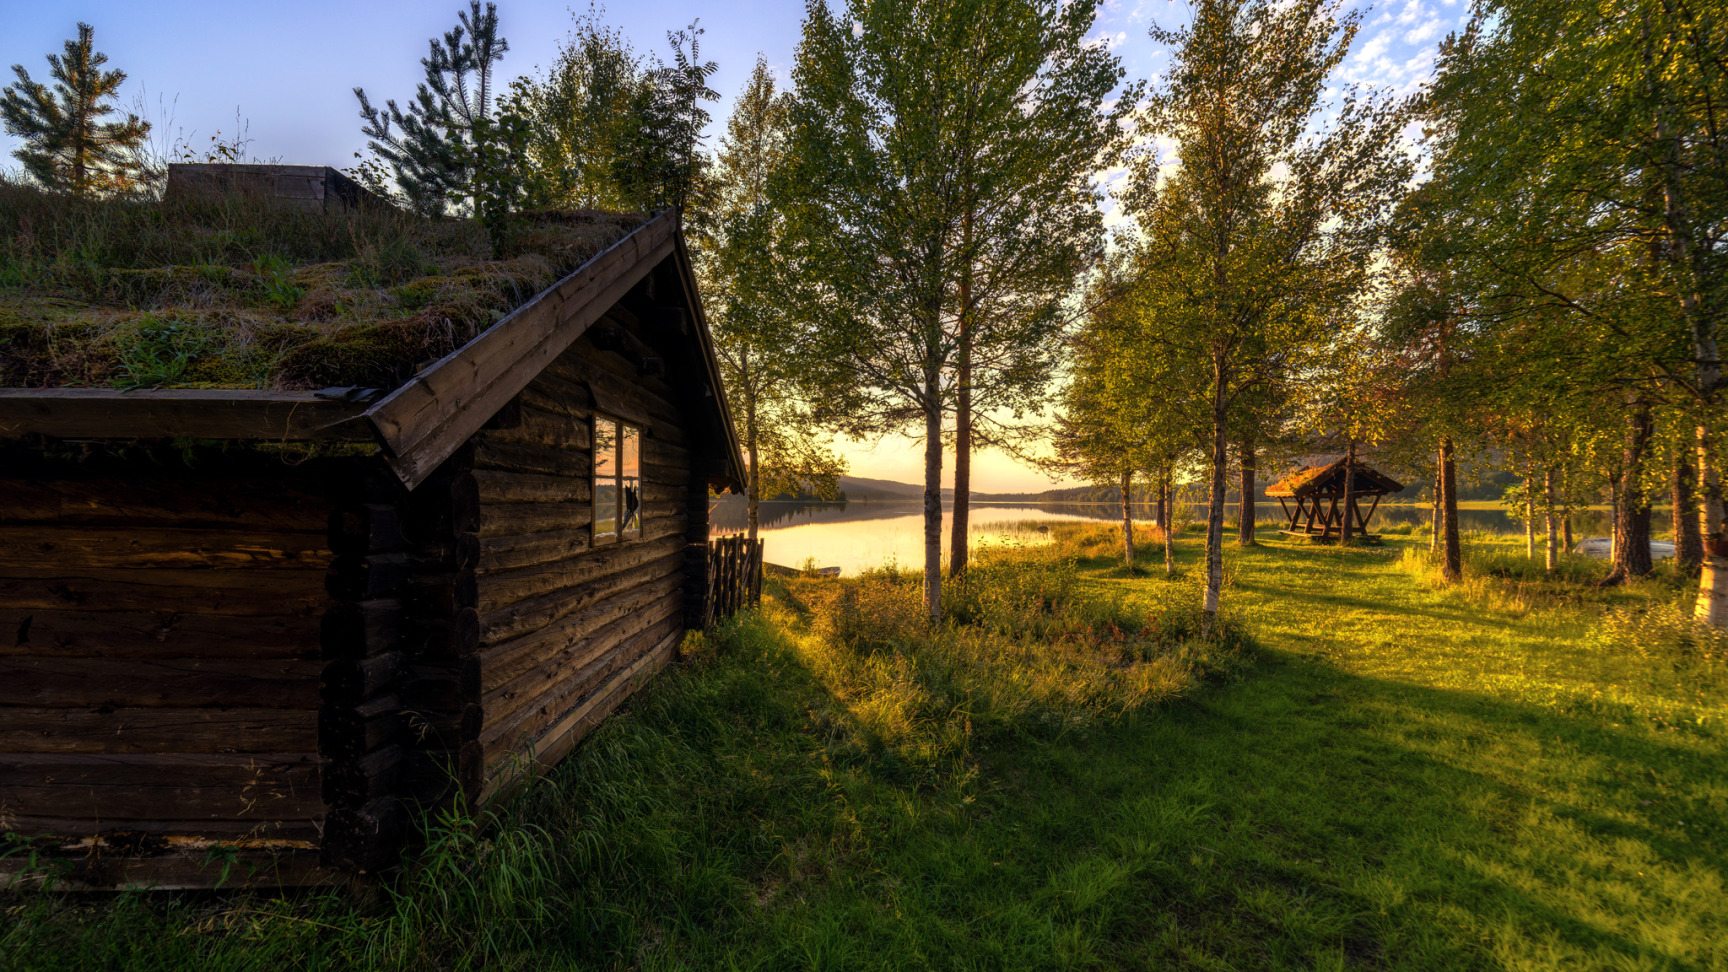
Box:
[0,389,374,441]
[365,215,678,490]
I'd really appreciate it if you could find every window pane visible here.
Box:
[594,418,618,541]
[620,424,641,538]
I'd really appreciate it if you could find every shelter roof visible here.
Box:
[1266,457,1404,498]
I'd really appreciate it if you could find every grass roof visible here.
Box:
[0,181,645,391]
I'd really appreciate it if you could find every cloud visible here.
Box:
[1405,17,1440,44]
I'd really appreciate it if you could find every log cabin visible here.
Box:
[0,189,744,888]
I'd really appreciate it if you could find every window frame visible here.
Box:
[592,413,643,545]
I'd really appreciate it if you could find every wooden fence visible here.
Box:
[705,534,764,627]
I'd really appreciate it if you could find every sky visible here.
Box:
[0,0,1471,492]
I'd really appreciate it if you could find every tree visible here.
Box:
[782,0,1126,618]
[1127,0,1411,624]
[1426,0,1727,622]
[2,22,149,196]
[355,2,510,216]
[708,58,846,539]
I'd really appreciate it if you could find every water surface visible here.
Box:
[712,499,1626,576]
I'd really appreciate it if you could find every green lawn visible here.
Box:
[5,530,1725,970]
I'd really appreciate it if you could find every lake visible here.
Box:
[712,498,1637,575]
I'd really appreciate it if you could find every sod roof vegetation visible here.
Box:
[0,181,646,392]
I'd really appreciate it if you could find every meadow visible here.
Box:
[4,524,1724,970]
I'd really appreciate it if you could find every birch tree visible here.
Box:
[1128,0,1411,624]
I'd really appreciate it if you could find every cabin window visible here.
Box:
[593,415,642,543]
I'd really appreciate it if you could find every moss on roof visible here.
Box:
[0,184,645,390]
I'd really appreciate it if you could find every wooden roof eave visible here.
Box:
[364,212,680,488]
[667,230,747,494]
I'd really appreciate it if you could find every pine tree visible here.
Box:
[354,1,509,215]
[1,22,150,197]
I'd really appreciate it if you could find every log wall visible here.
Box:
[466,334,697,803]
[0,456,338,885]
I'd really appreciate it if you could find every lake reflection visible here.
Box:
[711,499,1631,576]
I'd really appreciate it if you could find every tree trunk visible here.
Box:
[948,258,973,580]
[1156,470,1167,536]
[922,376,944,622]
[1440,437,1462,581]
[1120,466,1135,568]
[1431,458,1442,553]
[1203,351,1228,621]
[1163,465,1176,578]
[1696,426,1728,625]
[1340,440,1357,545]
[1524,470,1536,561]
[1605,400,1655,584]
[1674,446,1703,574]
[1544,465,1559,572]
[745,360,760,543]
[1238,434,1257,546]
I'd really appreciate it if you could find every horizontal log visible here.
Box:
[0,752,324,821]
[1,657,324,709]
[478,500,593,540]
[477,539,685,629]
[0,569,329,617]
[546,349,681,425]
[479,585,682,735]
[1,478,328,530]
[0,525,330,570]
[405,571,478,617]
[471,437,586,478]
[322,744,402,805]
[320,599,403,660]
[405,608,479,660]
[478,528,591,573]
[481,574,682,687]
[325,552,412,600]
[0,707,317,754]
[478,613,681,764]
[321,797,402,872]
[403,472,480,540]
[319,693,401,758]
[1,610,320,659]
[320,653,401,705]
[479,627,676,805]
[328,504,407,556]
[473,469,592,505]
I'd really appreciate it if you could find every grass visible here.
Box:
[0,179,641,390]
[4,527,1725,970]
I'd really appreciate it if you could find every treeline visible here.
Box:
[1055,0,1726,628]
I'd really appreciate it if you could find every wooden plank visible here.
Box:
[471,438,588,478]
[478,627,678,805]
[1,478,328,529]
[473,469,593,505]
[0,389,374,441]
[0,569,328,616]
[1,610,319,659]
[0,708,317,754]
[0,753,323,819]
[366,216,678,489]
[476,538,685,625]
[0,657,324,709]
[478,527,592,573]
[478,583,683,728]
[0,525,330,570]
[479,500,592,540]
